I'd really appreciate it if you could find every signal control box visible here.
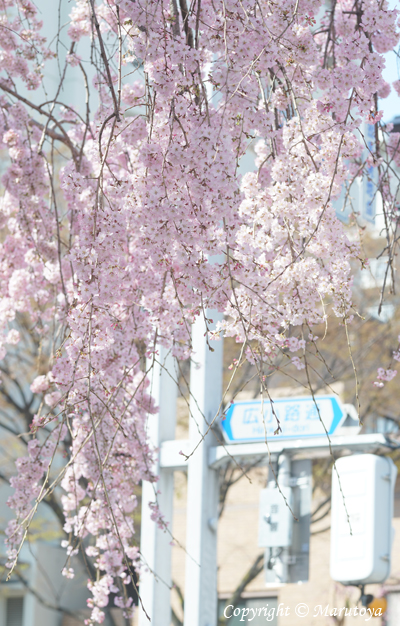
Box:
[330,454,397,585]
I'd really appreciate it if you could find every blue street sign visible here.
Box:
[220,396,347,444]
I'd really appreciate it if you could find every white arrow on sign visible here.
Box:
[220,396,349,444]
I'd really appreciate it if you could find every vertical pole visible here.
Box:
[289,459,312,584]
[264,456,312,585]
[275,454,291,584]
[183,311,223,626]
[139,348,177,626]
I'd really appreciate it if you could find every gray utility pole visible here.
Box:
[289,459,312,583]
[261,456,312,585]
[183,311,223,626]
[138,349,177,626]
[139,313,223,626]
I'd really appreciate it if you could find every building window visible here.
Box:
[6,597,24,626]
[218,597,278,625]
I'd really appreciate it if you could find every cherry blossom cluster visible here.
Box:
[374,368,398,388]
[0,0,398,622]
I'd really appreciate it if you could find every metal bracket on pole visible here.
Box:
[139,348,178,626]
[159,433,390,472]
[262,457,312,585]
[183,311,223,626]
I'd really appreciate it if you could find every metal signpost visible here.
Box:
[138,350,177,626]
[183,311,223,626]
[139,325,394,626]
[260,456,312,585]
